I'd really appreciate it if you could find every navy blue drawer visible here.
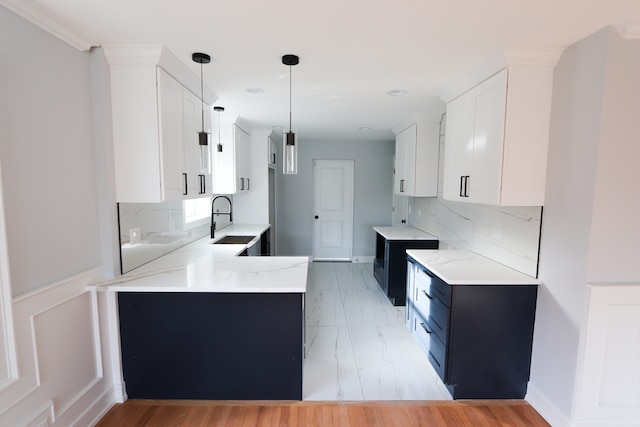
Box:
[412,311,447,382]
[415,265,451,307]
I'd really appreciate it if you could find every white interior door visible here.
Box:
[312,160,354,261]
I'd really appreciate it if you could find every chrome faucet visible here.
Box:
[211,195,232,238]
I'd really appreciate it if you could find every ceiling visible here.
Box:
[4,0,640,140]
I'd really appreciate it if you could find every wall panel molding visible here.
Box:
[574,283,640,425]
[0,267,118,426]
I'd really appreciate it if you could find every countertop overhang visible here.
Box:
[373,226,438,241]
[407,249,539,285]
[93,224,309,293]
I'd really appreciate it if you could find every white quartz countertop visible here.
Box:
[373,226,438,241]
[93,224,309,293]
[406,249,540,285]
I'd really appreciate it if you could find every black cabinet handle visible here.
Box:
[400,179,405,193]
[420,323,432,334]
[240,177,245,191]
[183,173,188,196]
[422,290,433,300]
[314,215,319,219]
[459,175,464,197]
[401,219,406,224]
[198,174,205,194]
[247,178,250,191]
[272,153,276,164]
[421,268,435,278]
[464,176,470,197]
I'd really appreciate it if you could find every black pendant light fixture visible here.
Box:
[282,54,299,175]
[192,52,211,174]
[213,106,224,165]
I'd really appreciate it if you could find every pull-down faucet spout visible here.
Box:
[211,195,232,238]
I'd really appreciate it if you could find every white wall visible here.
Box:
[0,7,101,297]
[529,26,640,427]
[276,138,394,257]
[0,6,117,425]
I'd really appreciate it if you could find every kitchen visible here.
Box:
[1,1,640,427]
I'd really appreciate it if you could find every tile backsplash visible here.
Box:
[408,115,542,277]
[118,201,210,273]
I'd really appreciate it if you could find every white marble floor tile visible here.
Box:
[341,290,402,327]
[303,326,364,400]
[334,263,379,291]
[303,261,452,401]
[307,262,339,291]
[305,289,347,326]
[349,326,452,400]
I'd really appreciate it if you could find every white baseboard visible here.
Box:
[527,382,572,427]
[351,256,374,263]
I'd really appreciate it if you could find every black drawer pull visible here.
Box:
[422,290,433,300]
[428,351,441,367]
[420,268,435,278]
[420,323,432,334]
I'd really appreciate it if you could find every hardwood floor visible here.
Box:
[96,400,550,427]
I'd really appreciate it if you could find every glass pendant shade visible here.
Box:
[199,131,210,173]
[283,131,297,175]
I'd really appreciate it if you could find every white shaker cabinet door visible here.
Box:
[157,68,186,200]
[467,69,507,205]
[443,91,473,201]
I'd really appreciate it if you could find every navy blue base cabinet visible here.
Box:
[117,292,304,400]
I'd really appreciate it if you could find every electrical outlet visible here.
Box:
[130,227,141,245]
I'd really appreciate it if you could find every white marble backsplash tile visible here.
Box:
[409,116,542,277]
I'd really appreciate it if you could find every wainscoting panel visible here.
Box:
[0,267,117,426]
[574,283,640,425]
[33,292,100,418]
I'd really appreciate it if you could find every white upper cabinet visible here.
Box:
[211,117,252,194]
[442,52,559,206]
[268,136,278,168]
[182,86,212,196]
[103,45,217,203]
[394,122,439,197]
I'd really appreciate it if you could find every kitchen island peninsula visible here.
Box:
[95,225,308,400]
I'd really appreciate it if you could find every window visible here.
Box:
[183,197,211,229]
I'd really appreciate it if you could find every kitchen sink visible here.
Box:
[212,235,256,245]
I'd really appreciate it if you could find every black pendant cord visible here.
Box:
[289,65,292,133]
[200,62,205,133]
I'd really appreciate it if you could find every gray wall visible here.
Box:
[276,138,394,257]
[0,6,101,296]
[530,26,640,420]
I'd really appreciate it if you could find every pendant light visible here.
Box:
[282,54,299,175]
[214,106,224,166]
[192,52,211,174]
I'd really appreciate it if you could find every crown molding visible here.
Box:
[615,18,640,39]
[0,0,95,50]
[440,47,563,104]
[102,45,218,105]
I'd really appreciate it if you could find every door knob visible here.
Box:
[314,215,319,219]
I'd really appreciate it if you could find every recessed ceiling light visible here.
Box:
[246,87,264,94]
[387,90,407,96]
[359,127,371,131]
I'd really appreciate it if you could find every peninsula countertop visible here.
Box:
[93,224,309,293]
[407,249,539,285]
[373,226,438,241]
